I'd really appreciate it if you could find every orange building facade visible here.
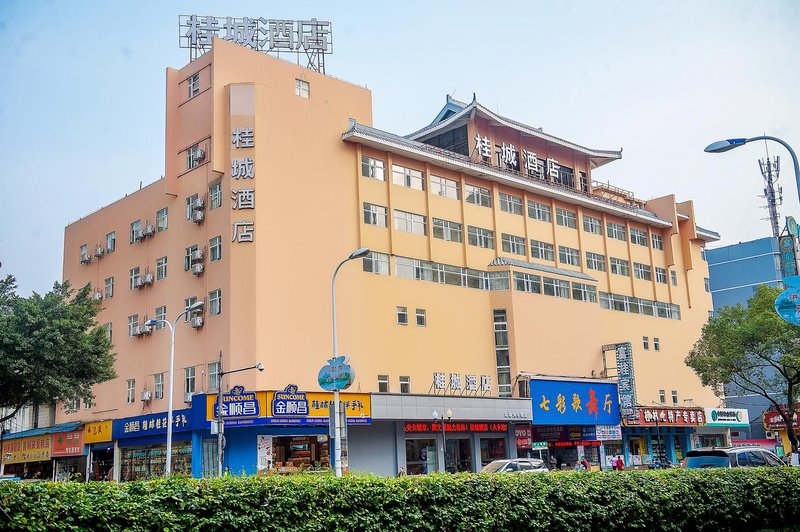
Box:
[52,38,724,477]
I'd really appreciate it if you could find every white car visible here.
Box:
[480,458,549,473]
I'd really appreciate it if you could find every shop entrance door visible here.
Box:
[445,438,473,472]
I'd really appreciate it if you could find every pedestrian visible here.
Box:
[581,456,590,470]
[397,467,406,477]
[556,455,563,470]
[615,455,625,471]
[224,466,231,476]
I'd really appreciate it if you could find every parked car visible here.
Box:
[683,447,785,469]
[480,458,549,473]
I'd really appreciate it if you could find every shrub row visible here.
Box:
[1,468,799,531]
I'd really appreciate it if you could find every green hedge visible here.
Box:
[1,469,799,531]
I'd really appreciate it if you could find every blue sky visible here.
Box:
[1,1,798,294]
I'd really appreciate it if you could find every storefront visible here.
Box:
[403,420,511,473]
[112,409,196,481]
[622,407,703,466]
[52,428,86,481]
[698,407,750,449]
[763,406,800,463]
[529,377,621,471]
[0,432,53,479]
[84,420,114,481]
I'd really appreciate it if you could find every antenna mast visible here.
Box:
[759,154,782,239]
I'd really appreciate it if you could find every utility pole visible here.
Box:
[216,350,224,477]
[759,155,782,239]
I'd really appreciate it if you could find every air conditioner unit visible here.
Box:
[190,316,204,329]
[143,224,155,237]
[192,210,205,223]
[191,249,204,261]
[191,263,204,275]
[143,272,154,285]
[132,325,142,336]
[196,149,206,162]
[134,277,145,289]
[184,392,194,403]
[133,228,144,242]
[141,390,152,402]
[140,323,153,335]
[80,252,91,264]
[94,245,105,258]
[765,431,776,439]
[92,291,103,301]
[193,197,205,210]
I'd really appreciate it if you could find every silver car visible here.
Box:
[480,458,549,473]
[684,447,785,468]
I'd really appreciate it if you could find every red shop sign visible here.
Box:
[51,430,84,457]
[624,407,704,427]
[404,422,509,433]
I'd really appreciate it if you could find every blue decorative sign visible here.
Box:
[318,356,355,391]
[775,275,800,326]
[212,386,261,418]
[788,217,799,238]
[779,236,798,276]
[271,384,309,417]
[530,378,620,426]
[112,409,193,440]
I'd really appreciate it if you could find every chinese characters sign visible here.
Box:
[231,126,256,244]
[266,386,371,425]
[530,378,620,426]
[112,409,192,440]
[179,16,333,72]
[51,430,84,457]
[432,372,492,394]
[1,435,51,464]
[206,387,268,427]
[84,420,113,443]
[404,422,508,433]
[624,407,705,427]
[614,342,638,419]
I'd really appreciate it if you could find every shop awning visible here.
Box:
[2,421,83,440]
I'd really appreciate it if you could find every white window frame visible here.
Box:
[654,337,661,351]
[130,220,141,244]
[652,233,664,250]
[187,143,202,170]
[465,184,492,207]
[531,240,555,261]
[430,175,460,200]
[156,257,168,281]
[186,194,199,220]
[126,379,135,404]
[572,282,597,303]
[630,228,647,246]
[129,267,140,290]
[378,375,390,393]
[104,277,114,299]
[586,252,607,272]
[363,252,390,275]
[209,362,220,390]
[361,156,385,181]
[363,203,388,228]
[610,258,630,276]
[643,336,650,350]
[432,218,463,243]
[655,267,667,284]
[154,373,164,399]
[155,306,166,330]
[670,270,678,286]
[556,208,577,229]
[106,231,116,253]
[209,289,221,316]
[607,222,626,241]
[188,73,200,97]
[704,278,711,292]
[127,314,139,337]
[467,226,494,249]
[156,208,168,232]
[499,193,523,215]
[501,233,526,256]
[295,78,310,98]
[394,210,427,235]
[634,262,652,281]
[528,201,551,222]
[583,215,602,235]
[396,306,408,325]
[513,272,541,294]
[416,308,426,327]
[543,277,570,298]
[399,376,411,394]
[210,236,222,262]
[185,367,196,395]
[209,183,222,210]
[392,164,425,191]
[558,246,580,266]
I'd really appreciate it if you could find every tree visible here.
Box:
[0,275,116,425]
[686,284,800,459]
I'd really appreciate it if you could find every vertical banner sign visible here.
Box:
[779,234,797,277]
[257,435,273,473]
[231,124,256,245]
[615,343,638,420]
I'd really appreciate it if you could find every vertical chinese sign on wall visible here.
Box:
[615,342,638,420]
[231,126,255,244]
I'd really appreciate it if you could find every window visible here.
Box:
[184,296,198,322]
[80,244,88,262]
[652,233,664,250]
[130,220,142,243]
[156,208,168,232]
[208,362,220,390]
[634,263,652,281]
[670,270,678,286]
[708,310,714,319]
[394,210,427,235]
[554,166,575,188]
[430,175,460,199]
[583,215,602,235]
[580,171,588,192]
[294,78,310,98]
[185,367,196,395]
[531,240,555,261]
[572,282,597,303]
[106,231,116,253]
[378,375,389,393]
[654,337,660,351]
[499,193,523,215]
[363,251,390,275]
[643,336,650,350]
[104,322,112,342]
[155,306,166,330]
[465,184,492,207]
[467,226,494,249]
[127,315,139,337]
[155,256,168,281]
[392,164,425,191]
[187,143,203,170]
[363,203,388,227]
[528,201,551,222]
[559,246,580,266]
[184,245,198,271]
[416,308,426,327]
[659,390,666,404]
[610,258,630,276]
[701,248,707,261]
[126,379,135,404]
[433,218,463,243]
[513,272,541,294]
[209,183,222,210]
[361,156,385,181]
[210,236,222,262]
[186,194,199,219]
[556,208,577,229]
[209,289,221,316]
[704,278,711,293]
[397,306,408,325]
[502,234,526,255]
[586,252,606,272]
[630,228,648,246]
[129,267,140,290]
[188,72,199,97]
[607,222,626,241]
[671,390,678,405]
[154,373,164,399]
[655,267,667,284]
[104,277,114,299]
[399,376,411,394]
[493,309,511,397]
[543,277,570,298]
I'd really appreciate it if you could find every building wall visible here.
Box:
[348,421,397,476]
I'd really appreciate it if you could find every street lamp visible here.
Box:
[214,354,264,477]
[705,136,800,203]
[330,247,370,477]
[144,299,204,477]
[432,409,453,472]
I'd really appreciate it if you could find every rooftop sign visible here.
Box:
[179,15,333,72]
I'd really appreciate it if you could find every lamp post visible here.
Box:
[144,300,204,477]
[432,409,453,472]
[330,247,370,477]
[214,353,264,477]
[705,136,800,203]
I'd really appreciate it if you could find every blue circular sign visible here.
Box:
[789,217,799,237]
[775,285,800,326]
[318,356,355,391]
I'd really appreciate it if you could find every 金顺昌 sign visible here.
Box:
[266,386,371,425]
[206,388,268,427]
[112,409,192,440]
[529,378,620,426]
